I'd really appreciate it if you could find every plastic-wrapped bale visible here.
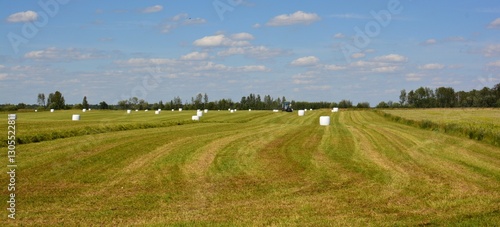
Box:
[319,116,330,126]
[192,116,199,121]
[197,110,203,117]
[155,111,160,114]
[298,110,305,116]
[72,114,80,121]
[127,110,131,114]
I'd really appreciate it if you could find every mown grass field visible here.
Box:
[380,109,500,147]
[1,109,499,226]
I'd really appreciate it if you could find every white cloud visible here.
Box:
[290,56,319,67]
[405,73,424,81]
[421,38,437,45]
[487,18,500,29]
[334,33,345,39]
[419,63,445,70]
[323,64,346,71]
[0,73,7,80]
[141,5,163,13]
[230,32,255,40]
[24,47,108,61]
[160,13,206,33]
[117,58,177,67]
[236,65,270,72]
[252,23,261,28]
[487,60,500,67]
[483,44,500,57]
[371,66,399,73]
[193,34,250,47]
[351,52,365,59]
[373,54,408,62]
[180,52,209,61]
[266,11,320,26]
[217,46,288,59]
[304,85,331,91]
[7,11,38,23]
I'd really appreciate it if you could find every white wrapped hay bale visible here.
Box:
[50,109,54,112]
[192,116,199,121]
[319,116,330,126]
[72,114,80,121]
[82,109,86,112]
[332,107,339,112]
[298,110,305,116]
[127,110,131,114]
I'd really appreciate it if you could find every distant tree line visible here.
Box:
[3,83,498,111]
[377,83,500,108]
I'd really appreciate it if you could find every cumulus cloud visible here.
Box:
[405,73,424,81]
[483,44,500,57]
[180,52,209,61]
[351,53,366,59]
[421,38,437,45]
[141,5,163,13]
[334,33,345,39]
[193,34,250,47]
[487,60,500,67]
[419,63,445,70]
[160,13,206,33]
[371,66,399,73]
[217,45,289,59]
[230,32,255,40]
[373,54,408,62]
[290,56,320,66]
[24,47,108,61]
[236,65,270,72]
[266,11,320,26]
[487,18,500,29]
[7,11,38,23]
[323,64,346,71]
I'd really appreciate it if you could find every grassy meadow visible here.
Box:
[1,109,499,225]
[380,108,500,147]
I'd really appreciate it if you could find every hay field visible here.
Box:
[1,109,499,225]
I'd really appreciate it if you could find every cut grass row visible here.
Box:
[0,110,274,147]
[377,109,500,147]
[2,110,499,225]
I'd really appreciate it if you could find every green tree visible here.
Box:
[82,96,89,109]
[376,101,389,108]
[338,100,353,108]
[99,101,109,109]
[399,89,407,106]
[356,102,370,108]
[37,93,46,107]
[48,91,65,109]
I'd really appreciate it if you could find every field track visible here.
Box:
[2,110,499,225]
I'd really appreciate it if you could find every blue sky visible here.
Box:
[1,0,499,106]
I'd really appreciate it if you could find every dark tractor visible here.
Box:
[282,101,293,112]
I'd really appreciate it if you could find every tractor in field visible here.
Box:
[282,101,293,112]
